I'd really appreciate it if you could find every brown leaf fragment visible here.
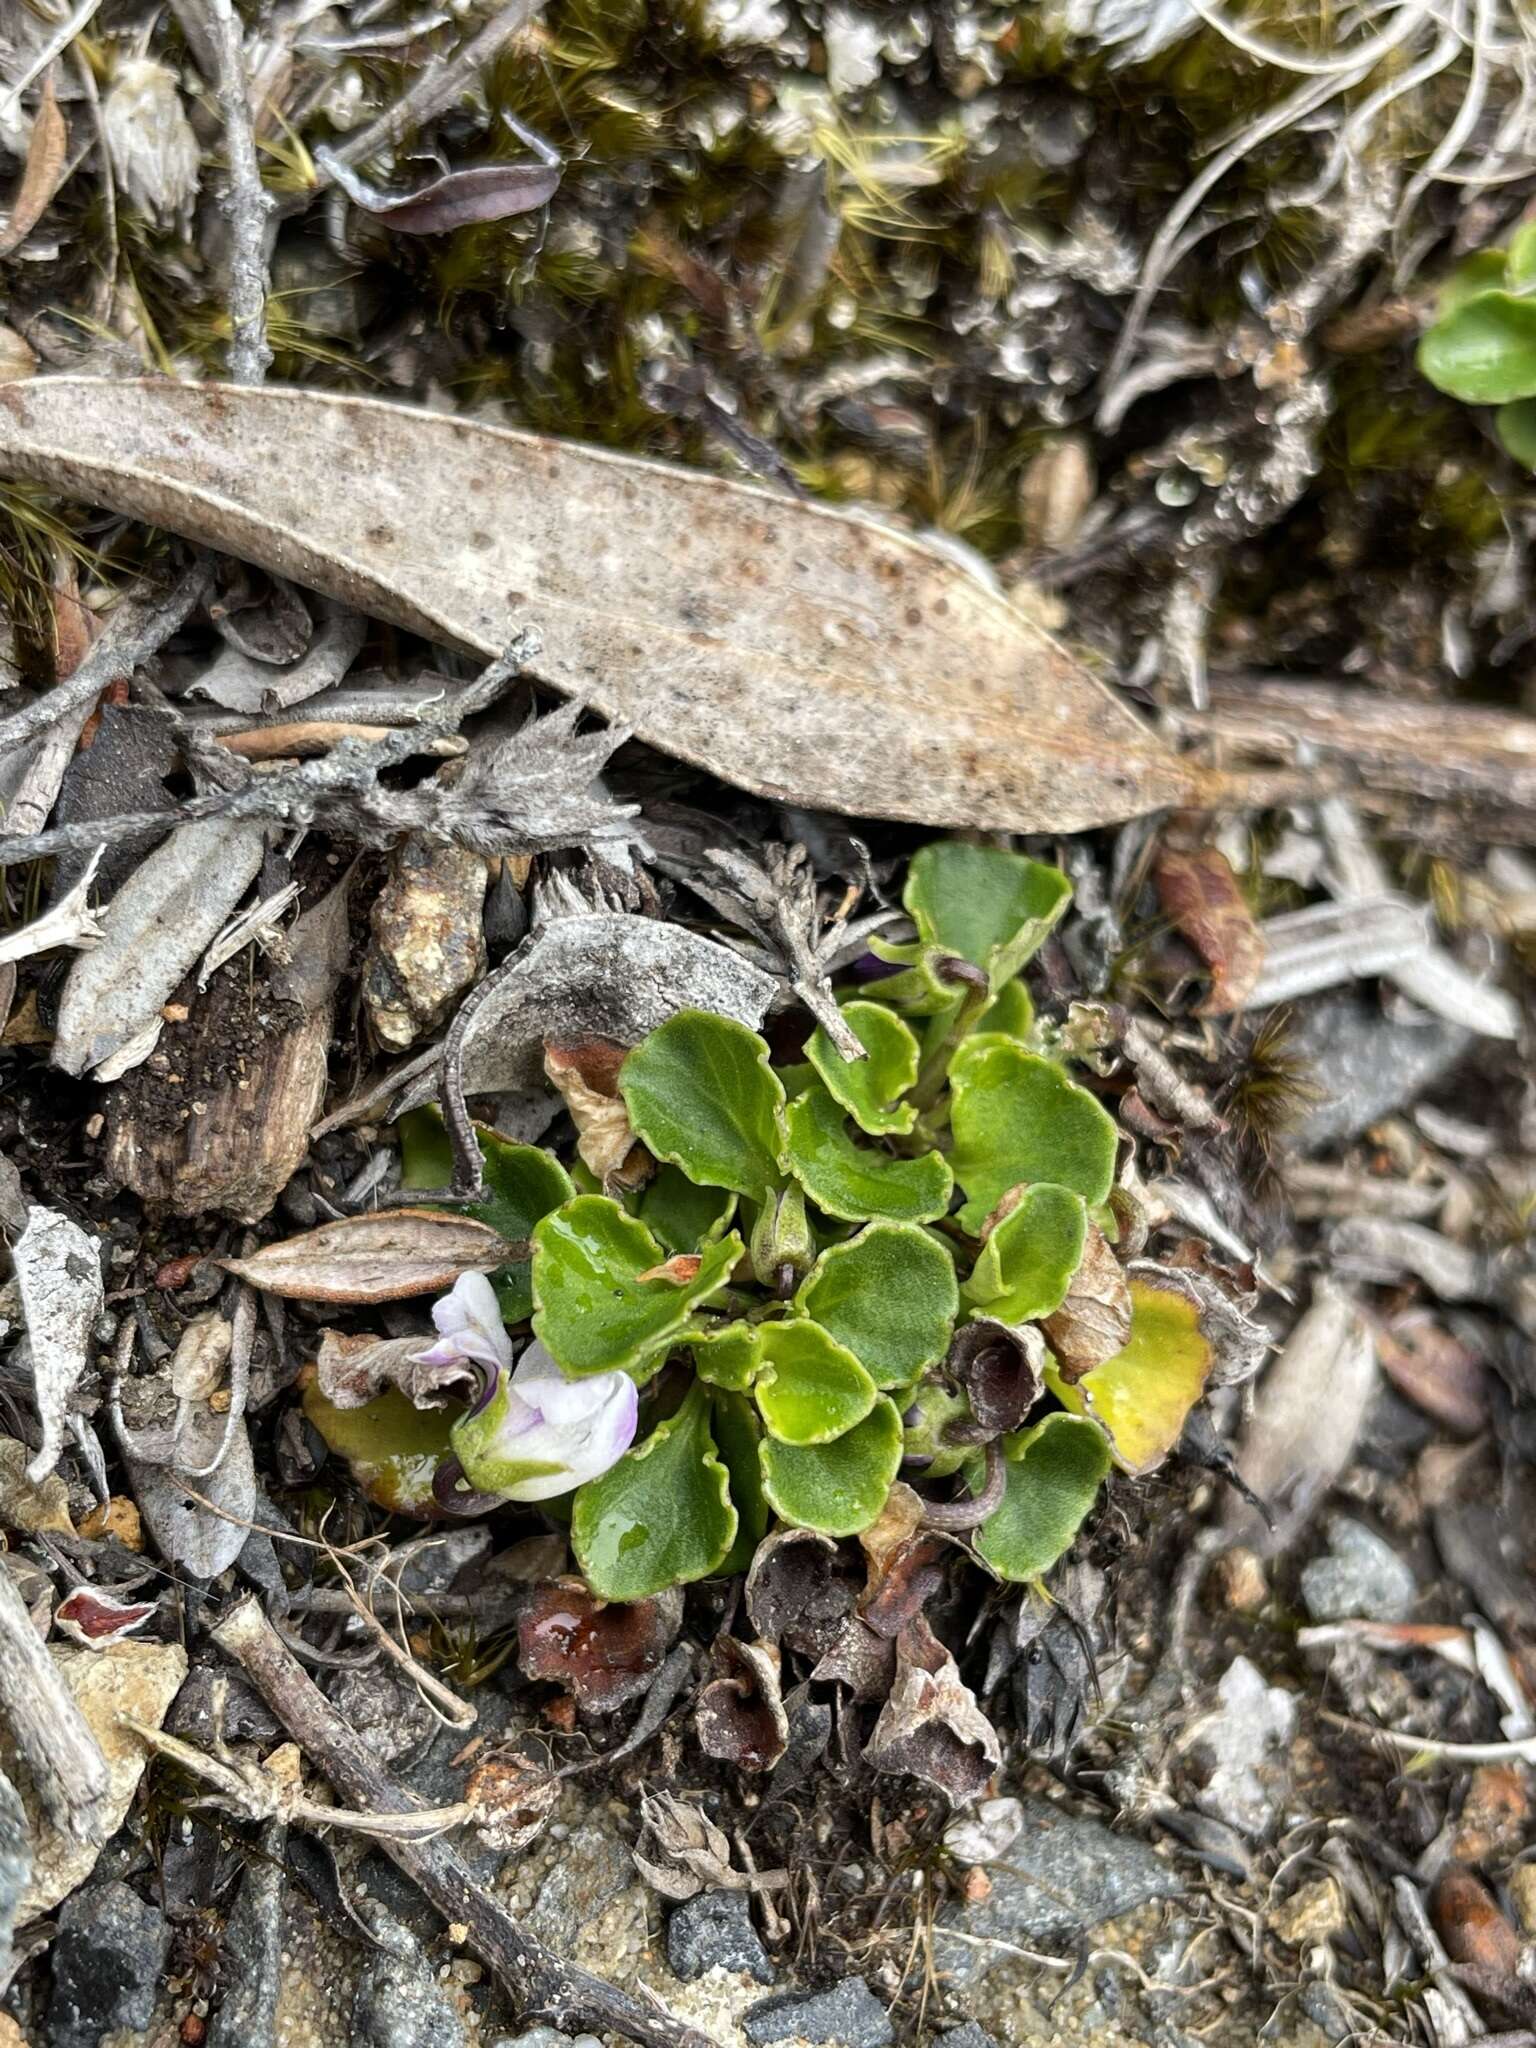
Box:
[0,72,70,259]
[744,1528,862,1661]
[810,1616,897,1702]
[544,1039,651,1193]
[1154,844,1265,1015]
[864,1616,1001,1807]
[218,1210,516,1303]
[317,146,561,234]
[1042,1222,1133,1382]
[1432,1864,1521,1979]
[517,1580,683,1714]
[0,379,1216,832]
[1375,1312,1488,1437]
[635,1256,703,1286]
[859,1534,954,1641]
[695,1636,789,1772]
[55,1588,158,1647]
[314,1330,475,1412]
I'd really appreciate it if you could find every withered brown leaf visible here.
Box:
[1154,844,1265,1015]
[219,1209,516,1303]
[0,379,1216,833]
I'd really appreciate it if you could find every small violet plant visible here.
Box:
[308,841,1226,1603]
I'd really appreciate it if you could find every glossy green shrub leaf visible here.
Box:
[398,1107,573,1321]
[1437,247,1511,315]
[759,1396,903,1536]
[949,1039,1117,1234]
[1047,1277,1212,1474]
[710,1390,770,1576]
[805,1001,920,1136]
[635,1166,737,1254]
[532,1196,742,1378]
[753,1321,876,1445]
[1418,290,1536,405]
[962,1183,1087,1325]
[302,1381,457,1518]
[1496,397,1536,469]
[1507,225,1536,287]
[572,1384,736,1602]
[904,840,1073,989]
[691,1321,762,1391]
[975,1412,1111,1582]
[620,1010,786,1202]
[797,1222,958,1387]
[785,1083,953,1224]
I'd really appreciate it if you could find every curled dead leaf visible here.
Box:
[864,1616,1001,1807]
[0,71,70,259]
[744,1527,862,1661]
[696,1636,789,1773]
[464,1751,561,1855]
[55,1588,158,1647]
[317,146,561,235]
[948,1319,1047,1433]
[1154,843,1265,1015]
[1042,1223,1132,1382]
[218,1210,517,1303]
[544,1039,651,1194]
[315,1329,475,1411]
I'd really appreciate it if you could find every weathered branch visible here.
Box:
[204,0,273,384]
[210,1597,713,2048]
[0,1564,110,1843]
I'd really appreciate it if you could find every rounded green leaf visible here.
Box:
[975,1412,1111,1582]
[753,1321,876,1445]
[785,1083,953,1224]
[796,1221,958,1386]
[806,1001,920,1136]
[620,1010,785,1202]
[949,1039,1117,1234]
[532,1195,742,1378]
[397,1107,573,1322]
[691,1321,762,1391]
[1046,1277,1212,1475]
[710,1390,770,1576]
[1418,291,1536,404]
[635,1166,737,1255]
[974,978,1036,1042]
[1496,397,1536,469]
[303,1382,459,1517]
[572,1384,737,1601]
[1506,227,1536,288]
[759,1395,903,1537]
[904,841,1072,988]
[962,1183,1087,1325]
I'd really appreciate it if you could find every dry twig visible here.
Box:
[203,0,273,384]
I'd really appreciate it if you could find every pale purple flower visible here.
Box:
[415,1274,638,1503]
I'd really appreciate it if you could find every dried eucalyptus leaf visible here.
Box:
[0,379,1216,831]
[188,602,365,715]
[13,1207,103,1486]
[219,1210,516,1303]
[52,818,268,1077]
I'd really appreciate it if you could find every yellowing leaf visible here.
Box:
[1047,1277,1212,1474]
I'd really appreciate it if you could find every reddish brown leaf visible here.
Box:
[0,72,70,259]
[1376,1311,1488,1437]
[516,1578,683,1713]
[218,1209,516,1303]
[695,1636,789,1772]
[1155,843,1265,1015]
[1432,1863,1521,1978]
[635,1255,703,1286]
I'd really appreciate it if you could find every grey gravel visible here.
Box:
[351,1904,468,2048]
[938,2026,999,2048]
[933,1796,1181,1984]
[668,1889,775,1984]
[46,1878,169,2048]
[744,1977,894,2047]
[1301,1515,1417,1623]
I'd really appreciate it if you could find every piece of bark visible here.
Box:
[0,1563,109,1844]
[210,1597,714,2048]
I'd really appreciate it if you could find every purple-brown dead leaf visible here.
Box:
[863,1615,1001,1806]
[218,1209,518,1303]
[517,1578,683,1713]
[695,1635,790,1772]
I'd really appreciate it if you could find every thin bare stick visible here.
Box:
[1321,1710,1536,1765]
[211,1597,715,2048]
[0,561,210,757]
[0,1562,110,1842]
[320,0,544,177]
[204,0,273,384]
